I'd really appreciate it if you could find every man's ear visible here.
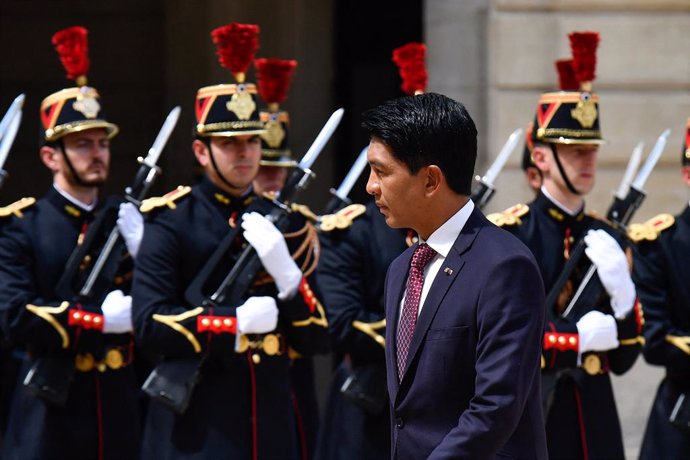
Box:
[39,146,60,173]
[531,144,551,174]
[425,165,443,197]
[192,139,210,167]
[681,165,690,187]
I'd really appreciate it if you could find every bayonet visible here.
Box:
[324,145,369,214]
[470,128,523,210]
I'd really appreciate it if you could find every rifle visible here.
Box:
[547,130,670,321]
[0,94,26,189]
[323,145,369,214]
[470,128,523,210]
[55,106,180,304]
[143,108,344,414]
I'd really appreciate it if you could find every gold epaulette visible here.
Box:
[318,204,366,232]
[627,214,675,242]
[140,186,192,213]
[487,203,529,227]
[152,307,204,353]
[0,197,36,218]
[291,203,318,222]
[352,319,386,348]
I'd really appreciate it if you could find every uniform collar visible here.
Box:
[47,185,95,220]
[534,190,586,226]
[198,176,255,211]
[681,203,690,225]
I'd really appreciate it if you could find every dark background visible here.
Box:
[0,0,422,210]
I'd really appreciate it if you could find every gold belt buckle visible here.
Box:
[582,354,602,375]
[75,353,95,372]
[262,334,280,356]
[105,349,124,370]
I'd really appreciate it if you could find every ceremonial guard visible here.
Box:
[315,42,424,460]
[0,27,143,459]
[131,23,329,459]
[489,32,643,459]
[636,119,690,459]
[253,57,320,459]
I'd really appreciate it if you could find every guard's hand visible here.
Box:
[236,296,279,335]
[576,310,619,353]
[241,212,302,300]
[102,289,133,334]
[584,229,636,319]
[117,202,144,259]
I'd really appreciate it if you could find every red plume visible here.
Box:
[555,59,579,91]
[52,26,90,84]
[568,31,600,85]
[211,23,260,80]
[392,43,427,95]
[255,58,298,107]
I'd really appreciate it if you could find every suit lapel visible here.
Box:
[400,208,485,384]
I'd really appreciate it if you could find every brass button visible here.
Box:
[105,349,124,370]
[263,334,280,356]
[75,353,95,372]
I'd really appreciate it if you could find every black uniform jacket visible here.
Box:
[635,205,690,460]
[316,201,410,460]
[132,177,329,460]
[490,191,643,460]
[0,187,140,460]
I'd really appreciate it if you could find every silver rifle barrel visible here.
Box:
[631,128,671,192]
[481,128,524,187]
[334,145,369,200]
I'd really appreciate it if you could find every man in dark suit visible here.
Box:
[361,92,548,459]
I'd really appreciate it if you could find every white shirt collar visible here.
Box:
[53,183,97,212]
[420,199,475,258]
[541,185,583,216]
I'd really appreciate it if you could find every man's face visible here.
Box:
[59,129,111,186]
[542,143,598,196]
[197,135,261,193]
[254,165,289,194]
[366,139,426,229]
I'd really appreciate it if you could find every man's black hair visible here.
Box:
[361,92,478,195]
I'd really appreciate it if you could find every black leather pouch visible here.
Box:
[340,362,387,415]
[142,356,204,414]
[23,353,75,406]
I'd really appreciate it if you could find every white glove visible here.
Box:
[584,229,636,319]
[101,289,133,334]
[117,202,144,259]
[236,296,279,335]
[576,310,619,353]
[241,212,302,300]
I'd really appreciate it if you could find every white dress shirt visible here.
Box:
[399,199,475,321]
[54,183,97,212]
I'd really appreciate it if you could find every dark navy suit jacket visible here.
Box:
[384,206,548,459]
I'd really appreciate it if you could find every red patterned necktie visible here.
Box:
[397,243,437,381]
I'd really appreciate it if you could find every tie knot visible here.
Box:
[410,243,436,270]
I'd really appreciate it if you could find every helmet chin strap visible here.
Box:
[203,137,246,192]
[57,138,89,188]
[550,143,582,196]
